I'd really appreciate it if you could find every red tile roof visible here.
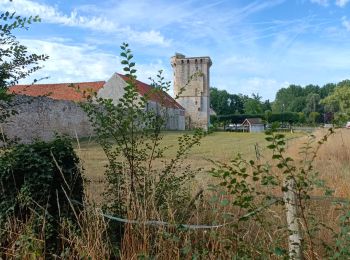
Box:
[9,74,184,110]
[9,81,105,102]
[117,74,184,110]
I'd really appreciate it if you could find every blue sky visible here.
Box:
[1,0,350,100]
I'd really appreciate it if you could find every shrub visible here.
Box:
[0,137,84,255]
[81,43,204,220]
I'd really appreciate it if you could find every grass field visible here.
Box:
[77,128,350,202]
[77,131,304,202]
[73,128,350,258]
[4,129,350,258]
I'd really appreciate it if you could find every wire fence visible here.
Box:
[71,194,349,230]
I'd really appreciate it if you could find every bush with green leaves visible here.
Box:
[0,137,84,255]
[0,10,48,124]
[81,43,205,219]
[209,126,336,258]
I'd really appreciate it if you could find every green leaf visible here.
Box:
[267,144,276,149]
[272,154,282,159]
[220,198,230,206]
[273,247,287,256]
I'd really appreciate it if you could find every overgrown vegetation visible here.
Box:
[0,10,48,124]
[0,137,84,256]
[81,42,205,222]
[1,4,350,257]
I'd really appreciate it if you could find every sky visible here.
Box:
[1,0,350,100]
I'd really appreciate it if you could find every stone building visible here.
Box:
[171,53,212,130]
[4,73,185,143]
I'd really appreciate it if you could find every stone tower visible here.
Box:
[171,53,212,130]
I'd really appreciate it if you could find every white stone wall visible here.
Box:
[97,73,127,102]
[146,101,185,130]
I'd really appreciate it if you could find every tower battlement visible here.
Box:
[171,54,212,130]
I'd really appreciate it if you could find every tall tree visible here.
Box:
[321,84,350,123]
[272,85,304,112]
[210,87,231,115]
[0,9,48,123]
[320,83,336,99]
[304,93,321,114]
[244,93,263,114]
[262,99,272,112]
[0,11,48,91]
[229,94,245,114]
[210,88,246,115]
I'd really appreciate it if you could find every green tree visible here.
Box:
[297,112,306,124]
[244,93,263,114]
[0,10,48,123]
[320,83,336,98]
[82,43,204,218]
[304,84,320,96]
[304,93,321,114]
[264,110,272,123]
[0,11,48,90]
[308,111,320,125]
[321,84,350,124]
[228,94,245,114]
[272,85,304,112]
[289,96,306,112]
[210,88,246,115]
[262,99,272,112]
[210,87,231,115]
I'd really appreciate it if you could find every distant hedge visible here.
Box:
[215,112,303,124]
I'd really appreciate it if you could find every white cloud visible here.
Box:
[214,76,289,100]
[17,39,167,91]
[336,0,350,7]
[342,16,350,31]
[221,55,271,75]
[311,0,350,7]
[238,77,289,99]
[121,27,171,47]
[18,39,120,83]
[0,0,170,46]
[310,0,329,6]
[0,0,116,32]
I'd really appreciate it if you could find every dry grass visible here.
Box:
[78,131,302,203]
[4,129,350,258]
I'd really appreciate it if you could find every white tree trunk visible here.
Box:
[283,178,303,260]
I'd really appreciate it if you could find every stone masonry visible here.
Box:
[171,53,212,130]
[1,95,93,144]
[3,72,186,144]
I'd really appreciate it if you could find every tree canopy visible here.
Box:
[0,11,48,91]
[211,79,350,125]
